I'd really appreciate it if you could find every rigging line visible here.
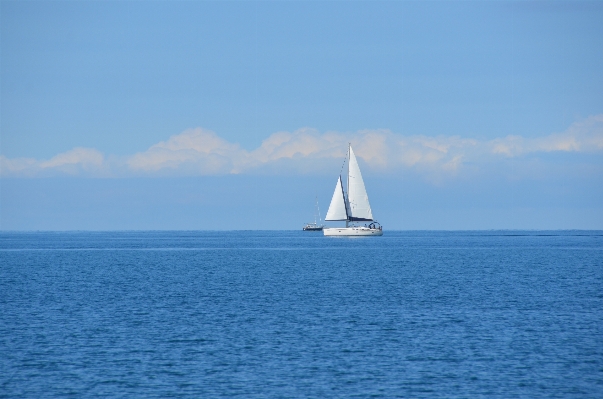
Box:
[339,143,349,177]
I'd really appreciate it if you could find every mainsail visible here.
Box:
[347,146,373,221]
[324,145,374,222]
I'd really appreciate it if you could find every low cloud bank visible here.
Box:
[2,115,602,178]
[1,147,106,177]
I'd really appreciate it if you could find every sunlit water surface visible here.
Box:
[1,231,602,397]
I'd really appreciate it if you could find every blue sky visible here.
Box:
[1,1,602,230]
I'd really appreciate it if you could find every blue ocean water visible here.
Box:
[1,231,602,398]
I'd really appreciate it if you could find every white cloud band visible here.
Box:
[2,114,602,178]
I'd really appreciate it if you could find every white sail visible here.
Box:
[347,146,373,221]
[325,175,348,221]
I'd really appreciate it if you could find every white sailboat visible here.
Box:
[303,196,325,231]
[324,145,383,236]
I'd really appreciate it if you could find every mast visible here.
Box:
[316,196,322,225]
[346,143,350,228]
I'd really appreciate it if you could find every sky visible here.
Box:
[1,1,602,230]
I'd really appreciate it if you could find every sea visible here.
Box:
[1,231,602,398]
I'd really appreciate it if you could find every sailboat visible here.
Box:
[324,144,383,236]
[303,197,325,231]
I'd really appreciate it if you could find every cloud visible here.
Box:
[489,114,603,157]
[127,128,245,175]
[1,147,105,177]
[2,115,602,178]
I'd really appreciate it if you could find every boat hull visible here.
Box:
[323,227,383,236]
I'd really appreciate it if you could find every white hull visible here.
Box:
[323,227,383,236]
